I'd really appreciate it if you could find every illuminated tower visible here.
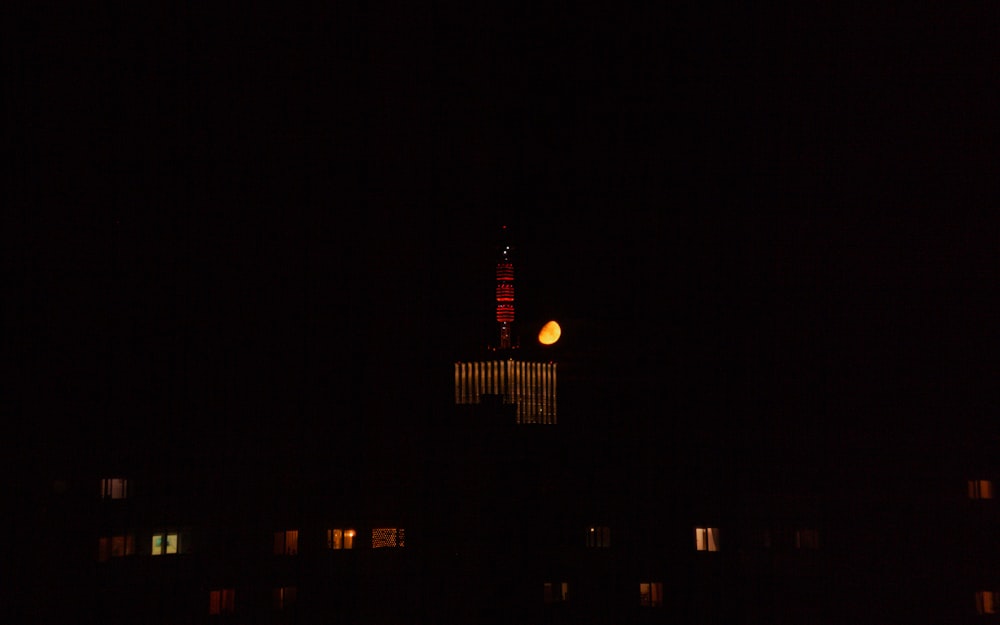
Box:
[454,226,557,424]
[495,234,515,350]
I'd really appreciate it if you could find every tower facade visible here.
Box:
[454,226,557,424]
[495,239,515,349]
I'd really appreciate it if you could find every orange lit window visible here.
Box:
[586,526,610,548]
[328,528,355,550]
[97,534,135,562]
[273,586,297,609]
[372,527,405,548]
[152,532,179,555]
[976,591,998,614]
[209,588,235,615]
[795,529,820,549]
[274,529,299,555]
[100,478,129,500]
[639,582,663,607]
[969,480,994,499]
[695,527,720,551]
[543,582,568,603]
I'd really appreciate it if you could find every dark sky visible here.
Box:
[9,5,1000,466]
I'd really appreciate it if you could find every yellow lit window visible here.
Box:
[372,527,405,548]
[100,478,129,499]
[586,526,610,548]
[977,591,998,614]
[969,480,994,499]
[695,527,720,551]
[639,582,663,607]
[328,528,355,549]
[152,532,179,555]
[209,588,235,615]
[543,582,568,603]
[273,529,299,555]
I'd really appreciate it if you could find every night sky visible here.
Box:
[10,5,1000,475]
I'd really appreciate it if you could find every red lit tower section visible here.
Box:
[496,237,515,350]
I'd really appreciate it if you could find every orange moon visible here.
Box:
[538,320,562,345]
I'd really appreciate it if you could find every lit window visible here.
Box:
[327,528,355,550]
[977,591,998,614]
[969,480,994,499]
[209,588,235,615]
[543,582,569,603]
[100,478,129,500]
[586,526,610,548]
[97,535,135,562]
[639,582,663,607]
[273,586,297,609]
[795,529,820,549]
[152,532,179,555]
[274,529,299,555]
[372,527,405,548]
[695,527,720,551]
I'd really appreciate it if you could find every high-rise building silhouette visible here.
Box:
[454,225,557,424]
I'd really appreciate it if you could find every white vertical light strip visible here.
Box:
[521,363,529,424]
[553,363,558,422]
[515,361,522,423]
[464,363,470,405]
[503,359,509,407]
[482,361,488,401]
[466,362,471,404]
[530,363,539,424]
[520,361,527,423]
[541,363,550,424]
[532,363,539,423]
[540,364,547,423]
[472,361,478,403]
[466,362,473,404]
[525,363,533,424]
[524,361,530,423]
[543,363,550,423]
[464,362,471,405]
[510,360,518,423]
[462,362,471,405]
[550,363,556,423]
[463,363,470,404]
[476,362,487,404]
[535,363,541,424]
[503,359,511,407]
[552,363,557,423]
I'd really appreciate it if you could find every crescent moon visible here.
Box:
[538,320,562,345]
